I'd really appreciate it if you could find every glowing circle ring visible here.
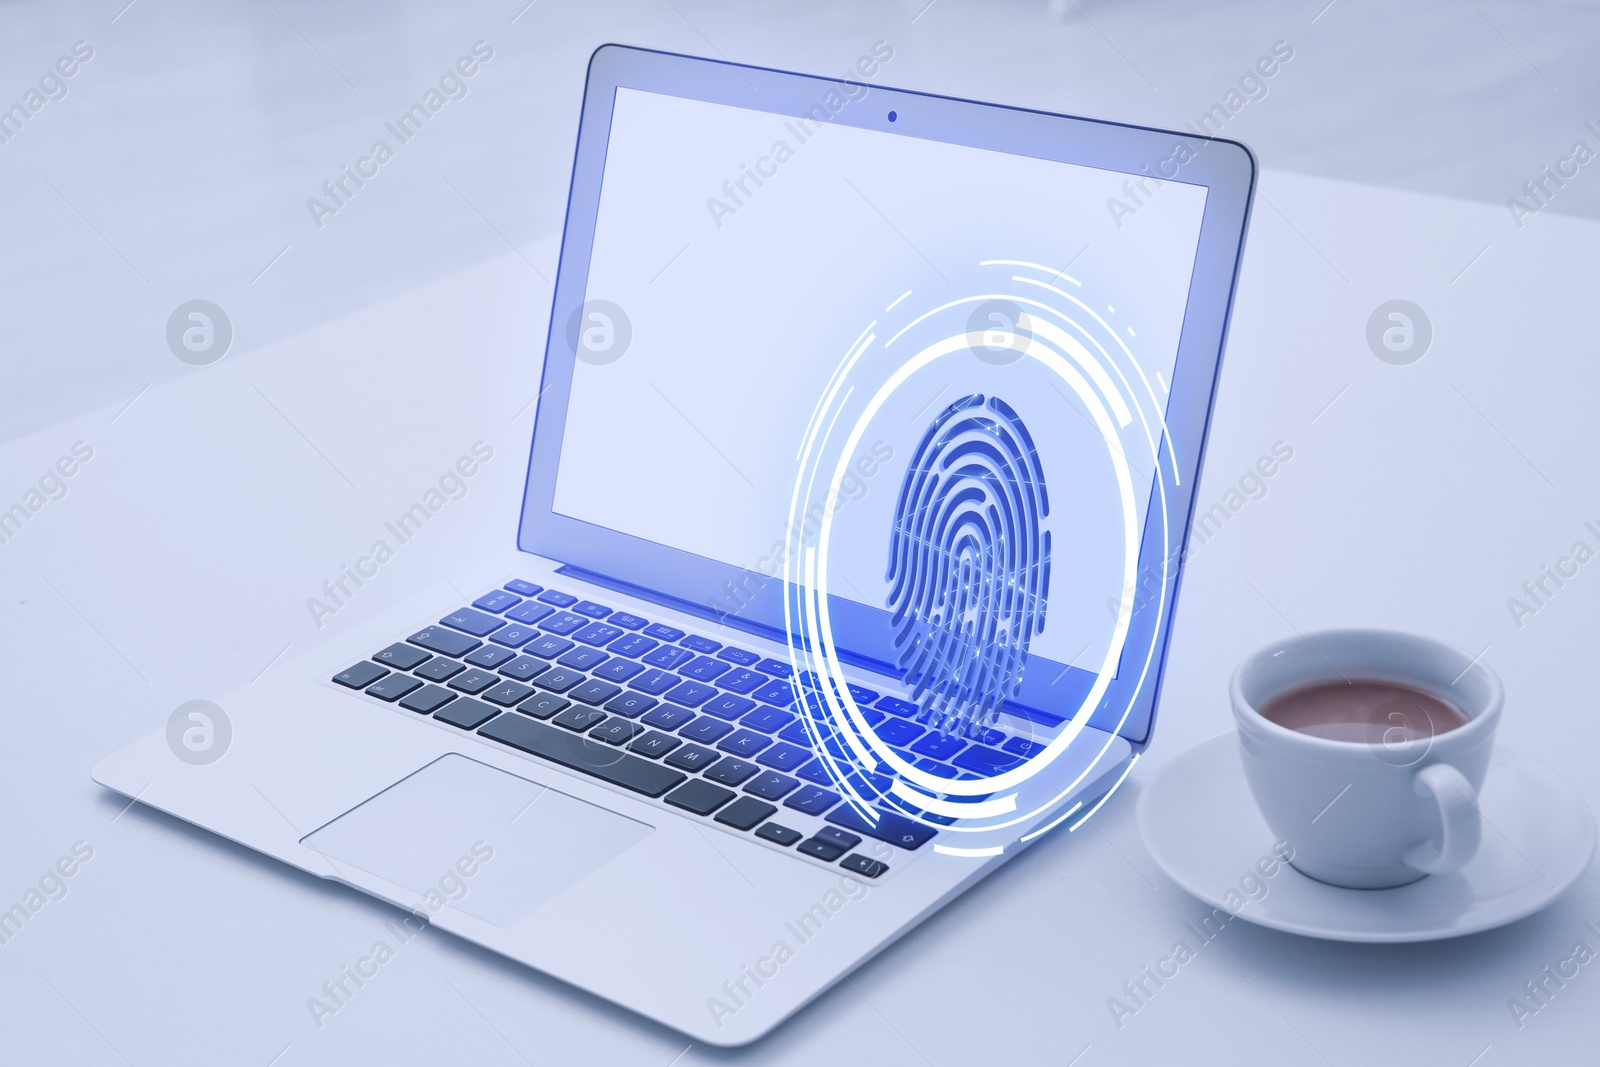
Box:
[805,329,1137,797]
[782,268,1178,834]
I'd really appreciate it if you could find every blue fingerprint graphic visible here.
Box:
[886,394,1051,739]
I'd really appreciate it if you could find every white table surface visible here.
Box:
[4,164,1598,1066]
[6,3,1600,1063]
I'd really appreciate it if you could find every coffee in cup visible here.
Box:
[1231,630,1501,889]
[1259,679,1471,743]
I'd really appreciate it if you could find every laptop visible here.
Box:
[93,45,1254,1045]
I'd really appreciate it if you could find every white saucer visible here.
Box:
[1136,735,1595,942]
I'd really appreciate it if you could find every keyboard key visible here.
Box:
[876,695,920,718]
[558,646,609,670]
[716,668,763,694]
[914,757,960,778]
[952,745,1026,776]
[536,589,578,607]
[715,797,777,831]
[517,693,569,719]
[665,681,717,708]
[680,716,734,744]
[630,669,681,696]
[589,716,644,744]
[540,611,588,635]
[681,635,721,653]
[971,727,1006,747]
[483,681,536,707]
[885,794,957,826]
[743,771,799,800]
[607,634,658,659]
[664,743,719,771]
[642,646,695,671]
[524,634,575,659]
[479,714,685,797]
[827,806,937,850]
[553,706,607,732]
[681,656,731,682]
[593,658,646,683]
[334,662,388,689]
[755,823,802,847]
[572,600,612,619]
[366,674,422,702]
[798,835,850,863]
[702,758,759,786]
[398,684,456,714]
[441,608,505,637]
[535,668,585,693]
[473,590,522,613]
[504,601,554,625]
[876,719,925,747]
[499,655,551,682]
[373,643,430,671]
[756,743,812,772]
[910,733,967,761]
[794,676,840,697]
[843,769,895,797]
[814,733,854,762]
[503,579,543,597]
[642,704,695,730]
[628,731,682,759]
[697,697,752,725]
[752,679,795,706]
[608,612,647,630]
[464,644,516,669]
[489,625,539,649]
[784,785,840,815]
[576,622,624,647]
[740,706,794,734]
[415,657,466,682]
[797,760,840,787]
[570,680,622,706]
[779,721,817,748]
[817,826,862,851]
[664,779,736,816]
[604,692,658,718]
[642,622,684,641]
[1003,736,1048,758]
[447,669,498,694]
[753,658,792,676]
[841,854,888,878]
[847,684,880,704]
[434,697,499,730]
[717,730,773,759]
[715,646,759,666]
[408,627,479,658]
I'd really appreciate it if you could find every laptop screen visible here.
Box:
[550,86,1208,701]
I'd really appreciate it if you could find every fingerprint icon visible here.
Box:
[886,394,1051,738]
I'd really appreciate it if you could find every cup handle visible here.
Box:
[1401,763,1482,875]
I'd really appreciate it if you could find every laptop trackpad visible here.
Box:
[302,753,653,927]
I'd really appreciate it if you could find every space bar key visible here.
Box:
[479,715,686,798]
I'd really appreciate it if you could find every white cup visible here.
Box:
[1230,630,1501,889]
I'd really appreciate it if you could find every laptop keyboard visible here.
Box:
[332,579,1048,875]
